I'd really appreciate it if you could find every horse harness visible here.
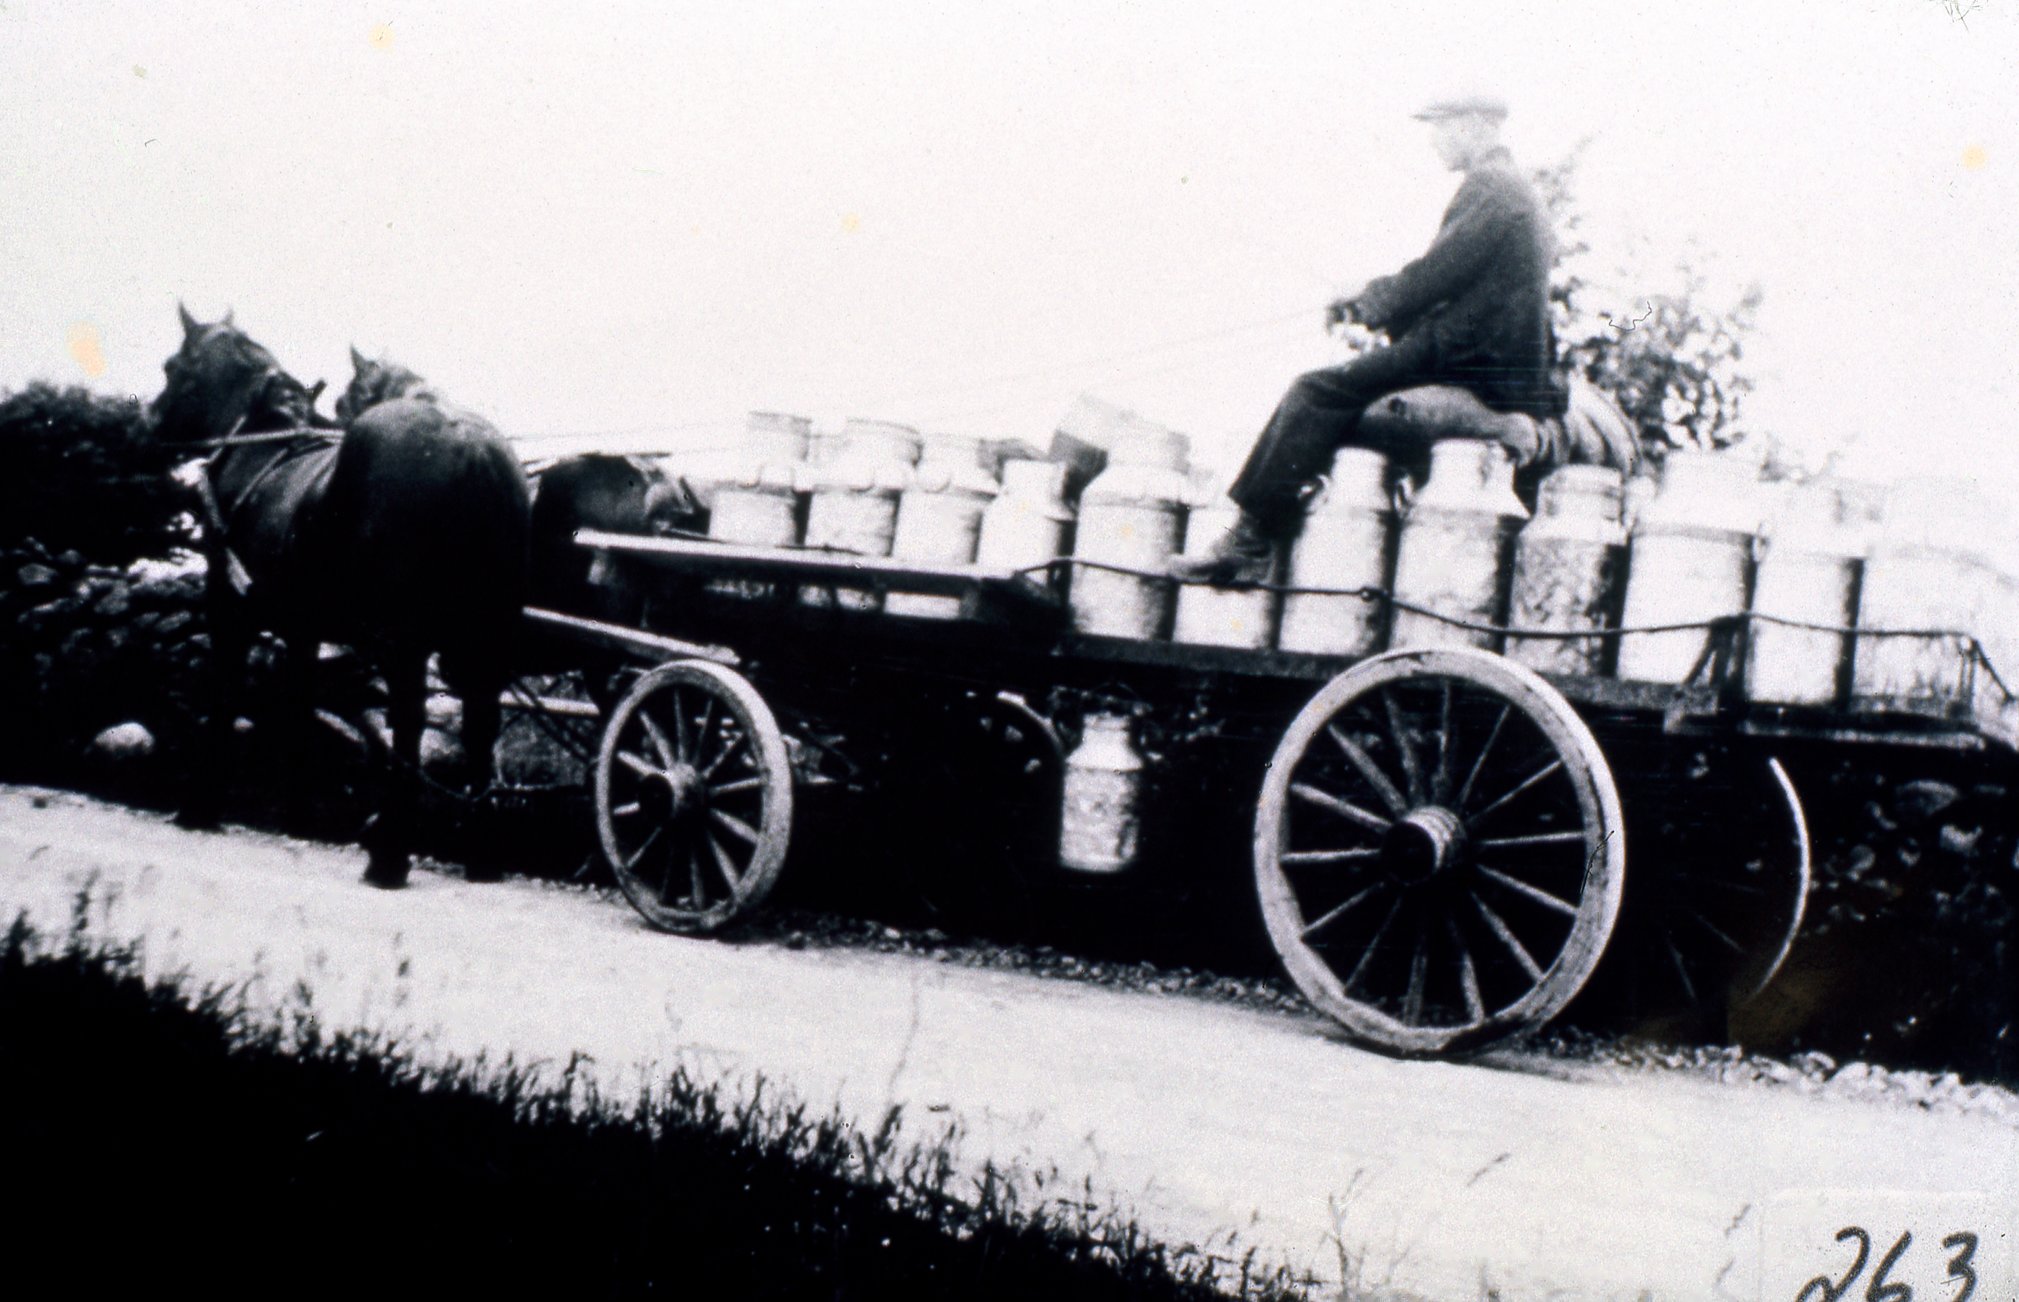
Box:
[191,413,340,599]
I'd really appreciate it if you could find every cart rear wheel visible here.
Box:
[1255,648,1626,1056]
[1613,751,1810,1013]
[595,660,793,932]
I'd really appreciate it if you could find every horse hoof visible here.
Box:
[362,856,410,890]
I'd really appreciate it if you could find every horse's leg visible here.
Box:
[443,649,507,883]
[175,568,244,831]
[362,647,426,889]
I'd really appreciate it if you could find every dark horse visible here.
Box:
[337,347,679,622]
[151,308,532,887]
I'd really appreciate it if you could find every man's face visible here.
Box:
[1429,115,1493,170]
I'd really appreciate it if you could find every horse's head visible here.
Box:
[337,347,441,423]
[151,304,322,443]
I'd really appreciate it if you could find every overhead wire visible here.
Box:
[514,298,1341,449]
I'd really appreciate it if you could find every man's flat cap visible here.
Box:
[1412,94,1509,122]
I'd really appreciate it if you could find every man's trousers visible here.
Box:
[1227,330,1449,533]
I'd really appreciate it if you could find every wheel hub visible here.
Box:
[1381,806,1468,885]
[649,761,705,823]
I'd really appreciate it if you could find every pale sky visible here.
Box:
[3,1,2014,486]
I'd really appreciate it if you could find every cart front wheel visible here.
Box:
[1256,648,1626,1056]
[595,660,794,932]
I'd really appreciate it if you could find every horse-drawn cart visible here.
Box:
[502,429,2019,1060]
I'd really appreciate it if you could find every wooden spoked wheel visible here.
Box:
[595,661,793,932]
[1614,750,1810,1011]
[1255,648,1626,1056]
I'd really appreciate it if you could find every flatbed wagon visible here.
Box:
[503,487,2019,1058]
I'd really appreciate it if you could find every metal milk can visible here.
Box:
[1851,478,1998,710]
[698,410,811,600]
[1276,448,1394,657]
[1068,421,1188,641]
[1747,480,1866,707]
[976,458,1074,584]
[1507,465,1626,676]
[1389,441,1529,652]
[707,460,802,601]
[801,418,921,611]
[1172,475,1280,650]
[886,433,1000,619]
[1058,712,1145,874]
[745,410,812,465]
[1615,452,1761,685]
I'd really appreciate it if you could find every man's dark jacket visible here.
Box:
[1351,146,1563,417]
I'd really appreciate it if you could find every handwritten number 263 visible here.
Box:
[1794,1227,1979,1302]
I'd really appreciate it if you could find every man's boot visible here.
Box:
[1169,509,1277,586]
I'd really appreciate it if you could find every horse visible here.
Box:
[338,348,691,622]
[151,308,532,887]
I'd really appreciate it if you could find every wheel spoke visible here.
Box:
[660,845,694,906]
[1326,725,1409,817]
[612,801,642,818]
[621,824,665,872]
[616,749,660,780]
[1685,909,1745,953]
[1475,864,1579,918]
[1473,897,1545,982]
[1474,829,1586,851]
[639,713,676,768]
[1379,689,1425,803]
[669,687,693,762]
[1344,896,1405,995]
[1299,883,1384,941]
[701,733,748,782]
[1664,930,1700,1005]
[688,694,718,764]
[1291,783,1391,834]
[706,833,744,895]
[1402,931,1428,1025]
[1453,703,1511,810]
[710,806,762,845]
[709,775,766,799]
[1282,846,1383,868]
[1446,917,1485,1023]
[1466,758,1566,826]
[686,845,705,907]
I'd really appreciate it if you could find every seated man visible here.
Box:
[1180,93,1570,583]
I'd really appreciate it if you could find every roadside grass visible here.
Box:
[0,900,1316,1301]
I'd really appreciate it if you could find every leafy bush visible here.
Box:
[0,382,192,565]
[1533,146,1765,461]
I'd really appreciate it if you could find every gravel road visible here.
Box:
[3,785,2014,1301]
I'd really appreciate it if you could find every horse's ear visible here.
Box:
[222,308,235,327]
[350,345,369,372]
[178,302,199,337]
